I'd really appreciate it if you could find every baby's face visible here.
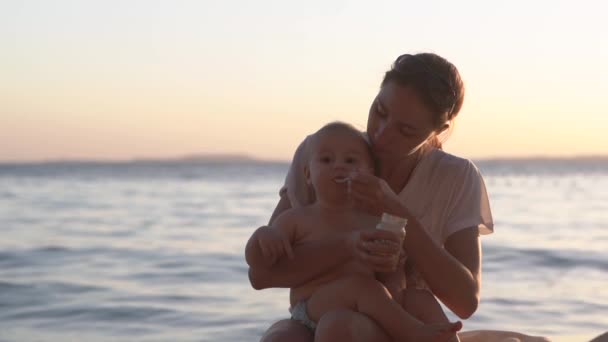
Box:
[307,130,374,201]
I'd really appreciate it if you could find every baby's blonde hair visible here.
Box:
[308,121,375,170]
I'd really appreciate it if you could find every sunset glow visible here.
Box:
[2,0,607,161]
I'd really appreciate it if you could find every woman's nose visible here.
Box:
[374,121,395,147]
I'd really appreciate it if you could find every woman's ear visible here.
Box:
[438,122,450,134]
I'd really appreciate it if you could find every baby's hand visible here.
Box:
[256,226,294,266]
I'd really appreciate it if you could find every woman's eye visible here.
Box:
[400,126,415,137]
[376,104,387,118]
[345,157,357,164]
[320,156,331,163]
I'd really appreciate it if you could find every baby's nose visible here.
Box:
[334,162,348,170]
[335,160,354,171]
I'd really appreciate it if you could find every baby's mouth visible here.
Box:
[334,177,350,184]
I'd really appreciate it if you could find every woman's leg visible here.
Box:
[457,330,550,342]
[400,289,551,342]
[315,309,392,342]
[259,319,314,342]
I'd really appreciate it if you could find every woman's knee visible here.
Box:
[260,319,313,342]
[315,309,391,342]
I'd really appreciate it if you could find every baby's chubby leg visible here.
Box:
[260,319,314,342]
[306,275,391,323]
[307,275,460,342]
[401,288,451,324]
[315,309,392,342]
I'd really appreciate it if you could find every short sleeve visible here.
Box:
[281,135,316,208]
[444,160,494,238]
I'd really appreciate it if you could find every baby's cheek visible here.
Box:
[358,166,375,174]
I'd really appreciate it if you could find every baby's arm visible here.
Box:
[245,209,298,269]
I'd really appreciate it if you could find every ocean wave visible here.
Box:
[486,245,608,272]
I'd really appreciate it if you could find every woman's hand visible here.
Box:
[348,172,408,218]
[349,230,402,272]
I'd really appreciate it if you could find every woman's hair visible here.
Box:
[382,53,465,148]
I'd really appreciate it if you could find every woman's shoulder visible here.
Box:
[426,148,480,175]
[419,149,486,187]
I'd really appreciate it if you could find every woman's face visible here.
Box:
[367,81,438,160]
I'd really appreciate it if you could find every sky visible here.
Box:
[1,0,607,162]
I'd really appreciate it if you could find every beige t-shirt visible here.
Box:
[281,135,494,245]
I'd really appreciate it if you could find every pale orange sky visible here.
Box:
[1,1,607,162]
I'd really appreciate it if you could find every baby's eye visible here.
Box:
[320,156,331,163]
[345,157,358,164]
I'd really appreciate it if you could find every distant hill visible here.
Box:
[1,154,607,166]
[130,153,288,164]
[0,153,286,165]
[163,153,259,163]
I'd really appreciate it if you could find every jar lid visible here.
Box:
[381,213,407,225]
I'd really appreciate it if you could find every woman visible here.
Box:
[249,53,545,342]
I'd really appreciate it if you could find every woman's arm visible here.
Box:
[349,172,481,319]
[249,229,403,290]
[404,221,480,319]
[269,192,292,225]
[248,194,403,290]
[248,233,353,289]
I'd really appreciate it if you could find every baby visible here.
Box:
[246,122,461,341]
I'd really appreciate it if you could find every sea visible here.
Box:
[1,158,607,342]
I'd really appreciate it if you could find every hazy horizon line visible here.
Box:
[2,152,608,165]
